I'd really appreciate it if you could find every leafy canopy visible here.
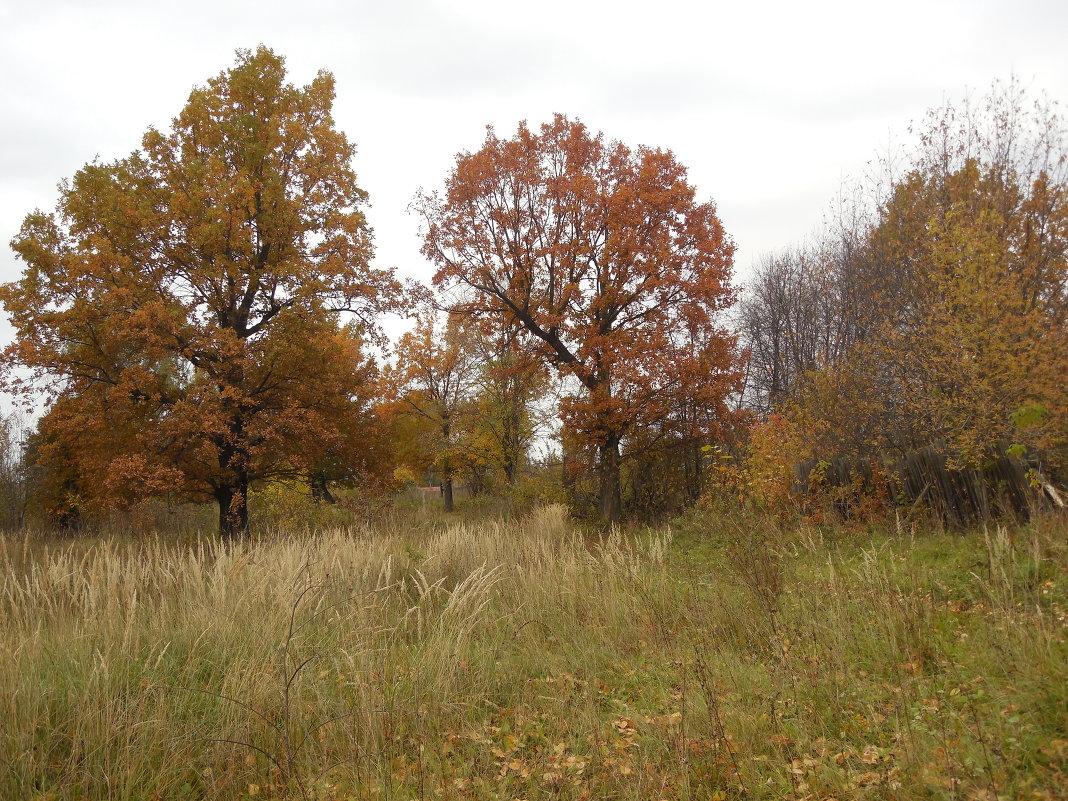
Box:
[1,46,402,535]
[416,115,743,521]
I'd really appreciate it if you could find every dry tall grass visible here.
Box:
[2,505,1066,799]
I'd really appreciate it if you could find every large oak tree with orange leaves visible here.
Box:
[1,48,402,537]
[417,116,742,522]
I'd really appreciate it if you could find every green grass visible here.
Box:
[1,506,1066,799]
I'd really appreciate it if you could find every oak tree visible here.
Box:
[1,47,402,537]
[417,115,742,522]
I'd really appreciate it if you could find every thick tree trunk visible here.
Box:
[215,411,251,540]
[216,482,250,540]
[598,435,622,525]
[310,473,336,504]
[442,475,455,512]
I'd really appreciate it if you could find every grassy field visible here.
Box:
[2,505,1066,800]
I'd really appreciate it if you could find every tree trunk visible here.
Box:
[561,441,575,493]
[310,473,336,503]
[216,482,249,540]
[442,475,455,512]
[502,400,522,485]
[598,434,622,525]
[685,439,702,504]
[215,412,251,540]
[440,416,456,512]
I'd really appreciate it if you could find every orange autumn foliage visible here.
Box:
[1,48,402,537]
[416,115,743,522]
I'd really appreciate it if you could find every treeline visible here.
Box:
[736,84,1068,520]
[0,49,1065,536]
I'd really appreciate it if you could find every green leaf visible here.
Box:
[1011,403,1048,429]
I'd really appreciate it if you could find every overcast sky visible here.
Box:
[3,0,1067,347]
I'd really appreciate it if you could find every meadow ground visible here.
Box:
[1,505,1066,800]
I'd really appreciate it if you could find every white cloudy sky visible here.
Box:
[2,0,1067,345]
